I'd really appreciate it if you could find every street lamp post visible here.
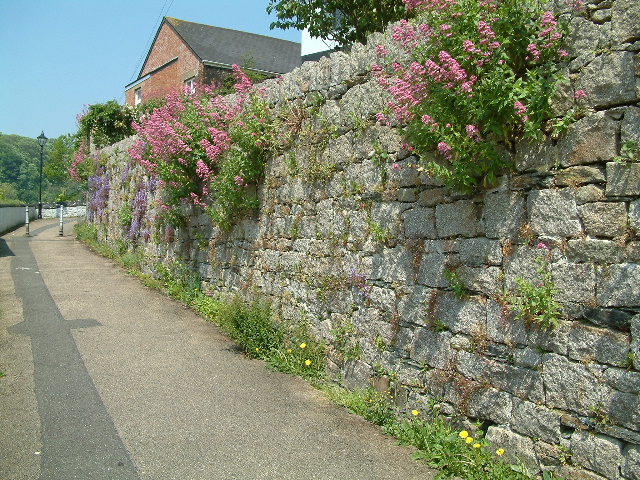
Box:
[37,131,48,219]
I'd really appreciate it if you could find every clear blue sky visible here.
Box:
[0,0,307,140]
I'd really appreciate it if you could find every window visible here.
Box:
[184,77,195,94]
[134,88,142,106]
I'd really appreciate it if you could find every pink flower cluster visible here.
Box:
[129,65,259,208]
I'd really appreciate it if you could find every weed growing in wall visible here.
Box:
[129,65,279,230]
[373,0,572,193]
[504,243,562,329]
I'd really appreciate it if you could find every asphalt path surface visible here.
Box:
[0,219,435,480]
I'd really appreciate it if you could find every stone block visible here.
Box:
[466,389,514,426]
[556,112,618,167]
[555,166,606,187]
[575,185,605,204]
[633,314,640,370]
[485,426,538,470]
[553,263,597,305]
[621,106,640,147]
[541,353,607,415]
[512,400,562,444]
[396,286,432,326]
[582,307,635,331]
[568,322,631,366]
[579,201,628,237]
[606,162,640,197]
[527,189,582,238]
[577,51,638,109]
[630,199,640,234]
[411,329,454,369]
[431,292,486,335]
[597,263,640,307]
[571,431,624,480]
[515,138,556,172]
[455,265,501,296]
[487,300,528,346]
[612,0,640,43]
[623,444,640,480]
[403,207,437,239]
[457,238,502,266]
[436,200,482,238]
[482,192,526,239]
[416,252,448,288]
[566,239,625,264]
[371,247,414,284]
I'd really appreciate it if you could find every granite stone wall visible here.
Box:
[97,2,639,478]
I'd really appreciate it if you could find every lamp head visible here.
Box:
[37,131,48,147]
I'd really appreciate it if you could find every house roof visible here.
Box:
[163,17,302,76]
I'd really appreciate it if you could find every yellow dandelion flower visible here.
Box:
[465,437,473,444]
[473,443,481,449]
[287,349,292,353]
[299,343,307,349]
[496,448,505,456]
[411,410,420,416]
[305,359,311,366]
[459,431,469,439]
[255,348,260,352]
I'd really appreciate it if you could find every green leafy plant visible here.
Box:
[443,269,467,299]
[504,244,562,329]
[374,0,572,193]
[613,140,638,165]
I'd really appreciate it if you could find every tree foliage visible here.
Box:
[266,0,410,46]
[76,100,137,149]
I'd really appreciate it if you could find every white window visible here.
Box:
[134,88,142,106]
[184,77,195,94]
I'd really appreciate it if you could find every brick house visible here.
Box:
[124,17,302,106]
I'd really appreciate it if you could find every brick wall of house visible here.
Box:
[125,21,201,105]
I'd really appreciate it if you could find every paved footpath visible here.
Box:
[0,219,435,480]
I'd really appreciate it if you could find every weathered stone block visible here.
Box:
[623,444,640,480]
[466,388,514,426]
[527,189,582,238]
[555,165,606,187]
[436,200,482,238]
[403,207,437,239]
[579,201,628,237]
[568,322,631,366]
[396,286,431,326]
[515,138,556,172]
[556,112,618,167]
[621,106,640,147]
[597,263,640,307]
[411,329,454,369]
[485,426,538,470]
[575,185,606,204]
[371,247,414,284]
[417,252,448,288]
[577,51,638,109]
[606,162,640,197]
[583,307,634,331]
[553,263,597,304]
[512,400,562,444]
[571,431,624,480]
[455,265,501,296]
[633,314,640,370]
[482,192,526,239]
[457,238,502,266]
[487,300,528,346]
[612,0,640,43]
[630,199,640,234]
[542,353,606,415]
[566,239,625,264]
[431,292,486,335]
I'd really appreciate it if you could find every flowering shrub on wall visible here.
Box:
[373,0,570,193]
[129,65,277,230]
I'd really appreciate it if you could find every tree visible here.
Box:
[266,0,411,47]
